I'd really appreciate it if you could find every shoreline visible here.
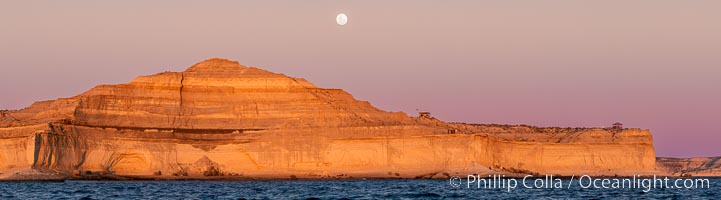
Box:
[2,174,719,182]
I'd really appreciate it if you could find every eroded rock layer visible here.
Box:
[0,58,657,180]
[656,157,721,177]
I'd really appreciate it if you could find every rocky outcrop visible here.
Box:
[656,157,721,177]
[0,58,658,180]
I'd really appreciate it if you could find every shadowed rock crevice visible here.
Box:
[179,72,185,115]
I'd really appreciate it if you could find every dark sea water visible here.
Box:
[0,178,718,199]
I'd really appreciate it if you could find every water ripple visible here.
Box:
[0,179,716,199]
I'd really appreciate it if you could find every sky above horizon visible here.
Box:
[1,1,720,157]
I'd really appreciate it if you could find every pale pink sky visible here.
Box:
[1,1,720,157]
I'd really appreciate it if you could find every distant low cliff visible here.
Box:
[656,157,721,177]
[0,58,657,180]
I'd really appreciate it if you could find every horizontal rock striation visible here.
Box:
[656,157,721,177]
[0,58,658,180]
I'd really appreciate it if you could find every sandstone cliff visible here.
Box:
[0,58,658,180]
[656,157,721,177]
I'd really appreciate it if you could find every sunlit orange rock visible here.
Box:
[0,58,661,180]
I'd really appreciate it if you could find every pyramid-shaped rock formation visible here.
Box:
[4,58,419,130]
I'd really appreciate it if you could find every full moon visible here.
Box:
[336,13,348,26]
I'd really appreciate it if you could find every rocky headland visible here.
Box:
[656,157,721,177]
[0,58,713,181]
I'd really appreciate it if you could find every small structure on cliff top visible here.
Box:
[612,122,623,129]
[419,112,431,119]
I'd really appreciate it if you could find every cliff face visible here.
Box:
[656,157,721,177]
[0,58,657,180]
